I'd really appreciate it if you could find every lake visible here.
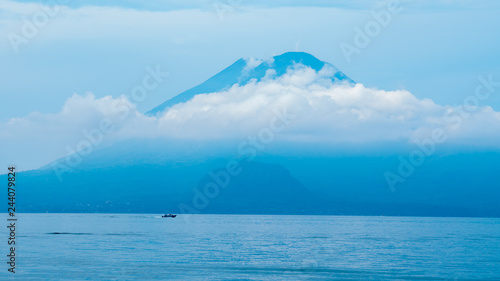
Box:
[4,214,500,280]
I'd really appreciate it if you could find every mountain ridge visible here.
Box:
[146,52,353,115]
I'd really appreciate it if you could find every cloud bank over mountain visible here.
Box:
[2,0,499,122]
[2,63,500,170]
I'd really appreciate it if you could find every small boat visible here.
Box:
[162,214,177,218]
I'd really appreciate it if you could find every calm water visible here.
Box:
[2,214,500,280]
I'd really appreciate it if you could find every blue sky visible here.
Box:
[1,0,500,170]
[1,0,499,121]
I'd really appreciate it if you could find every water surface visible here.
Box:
[3,214,500,280]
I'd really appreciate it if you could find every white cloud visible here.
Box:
[153,66,474,143]
[243,57,263,72]
[2,65,500,171]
